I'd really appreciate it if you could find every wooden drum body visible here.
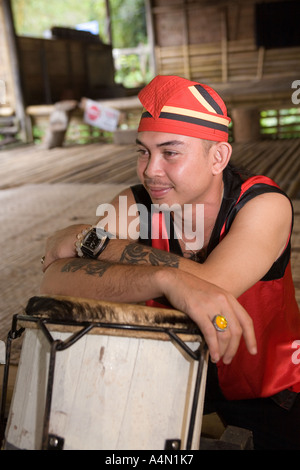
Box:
[3,296,208,450]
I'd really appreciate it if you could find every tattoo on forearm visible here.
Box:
[119,244,179,268]
[60,244,179,279]
[61,258,111,277]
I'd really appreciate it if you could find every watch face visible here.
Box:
[81,227,109,258]
[83,230,99,250]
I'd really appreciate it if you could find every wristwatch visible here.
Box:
[79,227,110,259]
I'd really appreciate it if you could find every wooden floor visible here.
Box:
[0,142,139,188]
[0,138,300,198]
[231,139,300,200]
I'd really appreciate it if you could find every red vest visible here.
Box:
[217,176,300,399]
[133,172,300,400]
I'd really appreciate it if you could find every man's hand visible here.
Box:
[158,269,257,365]
[42,224,90,272]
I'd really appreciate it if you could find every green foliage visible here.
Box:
[11,0,149,87]
[12,0,107,39]
[11,0,147,47]
[109,0,146,48]
[260,108,300,139]
[114,52,152,87]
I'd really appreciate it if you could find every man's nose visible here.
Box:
[144,154,164,178]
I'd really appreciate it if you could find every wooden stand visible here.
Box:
[231,107,261,143]
[42,100,78,149]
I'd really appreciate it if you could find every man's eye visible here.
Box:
[137,149,149,158]
[163,151,177,158]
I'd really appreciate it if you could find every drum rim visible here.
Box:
[25,295,199,331]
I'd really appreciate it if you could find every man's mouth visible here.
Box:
[145,184,173,199]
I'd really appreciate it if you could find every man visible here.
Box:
[41,75,300,449]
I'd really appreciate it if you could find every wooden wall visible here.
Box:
[148,0,300,141]
[150,0,300,94]
[152,0,257,47]
[17,36,116,106]
[155,38,300,87]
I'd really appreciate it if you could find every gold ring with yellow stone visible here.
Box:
[212,315,228,332]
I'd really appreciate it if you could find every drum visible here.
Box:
[3,295,208,450]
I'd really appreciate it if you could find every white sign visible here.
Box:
[84,98,120,131]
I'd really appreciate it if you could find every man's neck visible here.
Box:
[175,177,224,254]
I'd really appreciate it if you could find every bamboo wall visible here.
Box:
[155,38,300,86]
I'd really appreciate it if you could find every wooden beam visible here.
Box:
[256,46,265,80]
[182,0,191,79]
[1,0,31,142]
[221,8,228,82]
[104,0,112,45]
[145,0,157,76]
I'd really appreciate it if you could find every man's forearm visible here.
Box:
[40,257,168,304]
[40,253,258,365]
[43,224,206,284]
[101,238,207,284]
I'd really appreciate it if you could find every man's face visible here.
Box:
[136,131,215,207]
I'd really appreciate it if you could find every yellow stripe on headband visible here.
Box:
[162,105,230,127]
[188,86,218,114]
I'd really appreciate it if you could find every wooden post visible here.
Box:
[104,0,112,45]
[145,0,157,77]
[221,8,228,83]
[43,100,78,149]
[256,46,265,80]
[231,107,261,143]
[182,0,191,79]
[1,0,30,142]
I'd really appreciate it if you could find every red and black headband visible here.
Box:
[138,75,231,142]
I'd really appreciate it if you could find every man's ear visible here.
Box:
[211,142,232,175]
